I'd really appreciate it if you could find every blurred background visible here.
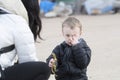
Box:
[36,0,120,80]
[39,0,120,17]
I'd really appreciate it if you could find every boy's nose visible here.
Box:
[68,36,73,41]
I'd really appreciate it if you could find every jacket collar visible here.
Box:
[61,38,83,47]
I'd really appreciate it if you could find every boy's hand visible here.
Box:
[49,58,55,68]
[71,37,79,46]
[67,36,79,46]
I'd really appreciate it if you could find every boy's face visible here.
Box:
[62,26,81,46]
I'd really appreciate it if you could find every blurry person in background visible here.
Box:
[0,0,50,80]
[74,0,87,15]
[113,0,120,13]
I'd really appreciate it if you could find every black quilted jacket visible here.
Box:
[47,38,91,80]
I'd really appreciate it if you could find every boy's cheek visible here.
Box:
[74,36,79,40]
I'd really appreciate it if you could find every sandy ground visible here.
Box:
[35,13,120,80]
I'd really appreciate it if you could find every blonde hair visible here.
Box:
[62,17,82,33]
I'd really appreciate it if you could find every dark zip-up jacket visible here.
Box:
[47,38,91,80]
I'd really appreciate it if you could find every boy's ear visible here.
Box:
[62,30,64,36]
[80,31,82,35]
[62,32,64,36]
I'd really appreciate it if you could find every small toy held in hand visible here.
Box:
[51,53,57,75]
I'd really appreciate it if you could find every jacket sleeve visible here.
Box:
[13,16,38,63]
[46,45,60,74]
[71,40,91,69]
[46,45,60,64]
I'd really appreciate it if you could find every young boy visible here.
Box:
[46,17,91,80]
